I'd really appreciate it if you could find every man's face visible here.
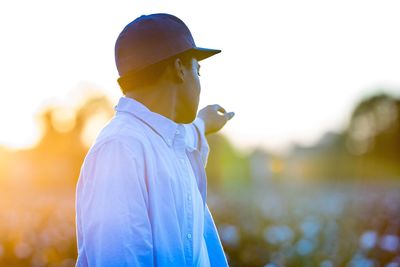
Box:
[175,58,201,123]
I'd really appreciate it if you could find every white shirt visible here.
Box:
[75,97,227,266]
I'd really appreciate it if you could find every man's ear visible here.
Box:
[173,58,185,82]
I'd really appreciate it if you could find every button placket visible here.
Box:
[173,132,193,263]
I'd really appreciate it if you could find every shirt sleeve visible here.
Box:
[183,118,210,166]
[76,139,153,267]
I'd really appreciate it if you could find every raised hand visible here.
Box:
[197,104,235,135]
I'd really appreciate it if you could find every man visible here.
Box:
[75,13,234,266]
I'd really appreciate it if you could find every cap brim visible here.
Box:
[189,47,221,61]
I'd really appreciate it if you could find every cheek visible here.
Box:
[197,75,201,91]
[193,73,201,95]
[193,79,201,103]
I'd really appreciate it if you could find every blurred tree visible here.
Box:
[344,93,400,179]
[22,93,114,188]
[346,93,400,159]
[285,92,400,180]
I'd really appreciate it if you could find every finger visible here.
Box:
[225,112,235,120]
[218,106,226,114]
[212,104,226,114]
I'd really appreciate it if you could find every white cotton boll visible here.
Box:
[359,231,378,250]
[380,235,399,252]
[320,260,334,267]
[264,225,294,245]
[296,239,316,256]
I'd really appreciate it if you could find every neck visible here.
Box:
[125,83,178,121]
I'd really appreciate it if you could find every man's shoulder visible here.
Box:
[88,113,149,156]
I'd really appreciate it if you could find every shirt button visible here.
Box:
[187,234,192,239]
[180,159,185,164]
[176,129,180,135]
[188,195,192,201]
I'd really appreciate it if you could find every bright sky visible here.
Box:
[1,0,400,152]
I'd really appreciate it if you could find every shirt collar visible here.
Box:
[115,97,179,146]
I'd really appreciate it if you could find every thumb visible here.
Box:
[225,112,235,120]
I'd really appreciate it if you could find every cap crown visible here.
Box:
[115,13,197,77]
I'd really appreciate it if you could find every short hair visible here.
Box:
[118,53,193,94]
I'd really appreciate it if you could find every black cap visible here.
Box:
[115,13,221,77]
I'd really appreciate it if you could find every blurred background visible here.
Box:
[1,0,400,266]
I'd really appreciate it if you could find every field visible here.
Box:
[0,180,399,267]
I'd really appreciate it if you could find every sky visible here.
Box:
[1,0,400,153]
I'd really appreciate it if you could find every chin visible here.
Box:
[175,110,197,124]
[176,115,196,124]
[175,100,198,124]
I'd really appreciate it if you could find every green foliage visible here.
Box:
[206,134,251,190]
